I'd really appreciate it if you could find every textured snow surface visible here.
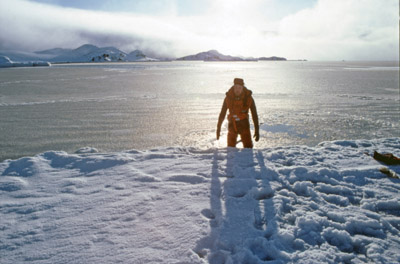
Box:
[1,138,400,263]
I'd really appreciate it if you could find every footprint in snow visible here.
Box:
[167,175,205,184]
[201,209,215,219]
[253,188,274,200]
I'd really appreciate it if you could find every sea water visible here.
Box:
[0,61,399,161]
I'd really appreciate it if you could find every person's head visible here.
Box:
[233,78,244,96]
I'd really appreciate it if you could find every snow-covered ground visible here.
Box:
[1,138,399,263]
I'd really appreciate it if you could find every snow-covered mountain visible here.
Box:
[44,44,158,63]
[50,44,124,62]
[125,50,158,62]
[0,45,288,66]
[0,44,158,65]
[177,50,287,61]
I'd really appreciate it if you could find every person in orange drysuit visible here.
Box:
[217,78,260,148]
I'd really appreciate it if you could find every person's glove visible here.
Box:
[253,130,260,142]
[216,127,221,140]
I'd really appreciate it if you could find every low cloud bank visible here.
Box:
[0,0,398,60]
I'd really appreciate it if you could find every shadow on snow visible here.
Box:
[195,148,282,263]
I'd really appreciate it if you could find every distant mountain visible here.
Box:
[177,50,248,61]
[125,50,157,62]
[0,45,289,67]
[258,56,287,61]
[0,44,158,65]
[48,44,158,62]
[177,50,286,61]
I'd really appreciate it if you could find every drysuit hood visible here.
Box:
[226,86,252,98]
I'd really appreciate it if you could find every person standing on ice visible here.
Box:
[216,78,260,148]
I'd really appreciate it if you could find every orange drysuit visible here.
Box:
[217,86,259,148]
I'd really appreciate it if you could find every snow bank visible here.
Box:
[1,138,399,263]
[0,56,50,68]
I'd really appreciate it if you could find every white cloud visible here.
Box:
[276,0,399,60]
[0,0,398,60]
[0,0,197,56]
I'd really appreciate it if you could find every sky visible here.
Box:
[0,0,398,60]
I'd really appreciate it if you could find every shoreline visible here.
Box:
[2,136,399,162]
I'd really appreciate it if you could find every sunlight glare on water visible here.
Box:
[0,61,399,160]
